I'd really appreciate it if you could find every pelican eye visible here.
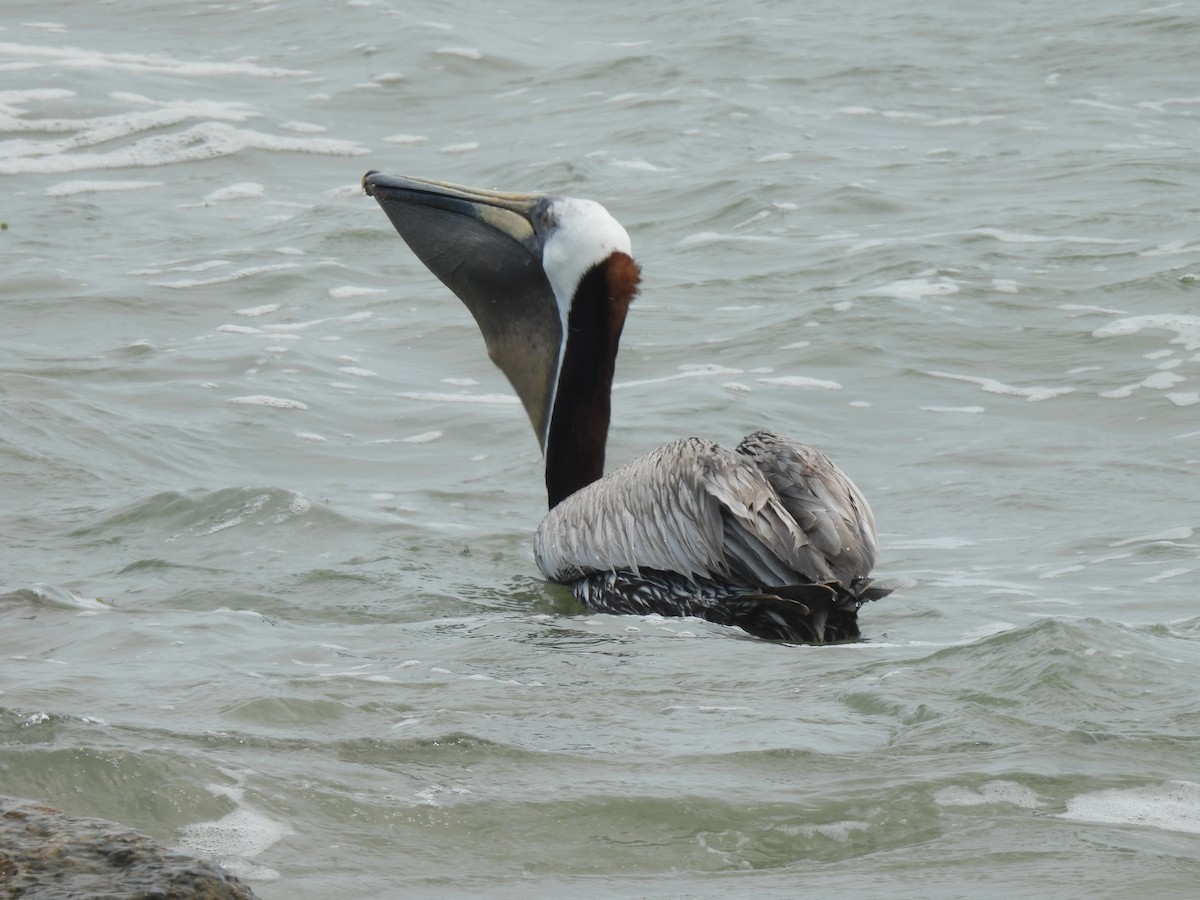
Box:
[533,200,558,234]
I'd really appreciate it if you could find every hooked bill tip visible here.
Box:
[362,170,380,196]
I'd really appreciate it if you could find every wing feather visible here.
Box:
[534,432,880,591]
[736,430,880,584]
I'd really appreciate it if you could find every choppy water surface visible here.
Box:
[2,1,1199,895]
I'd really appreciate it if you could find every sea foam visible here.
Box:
[1058,781,1200,836]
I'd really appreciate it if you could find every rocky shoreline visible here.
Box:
[0,795,257,899]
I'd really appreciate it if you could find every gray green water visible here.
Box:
[2,1,1199,896]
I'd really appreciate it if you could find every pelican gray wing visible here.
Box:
[533,432,875,592]
[534,438,728,583]
[735,429,880,588]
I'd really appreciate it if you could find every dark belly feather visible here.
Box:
[570,568,889,643]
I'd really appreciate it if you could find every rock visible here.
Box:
[0,795,258,899]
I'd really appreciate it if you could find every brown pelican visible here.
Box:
[363,172,891,642]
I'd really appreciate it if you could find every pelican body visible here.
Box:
[363,171,890,642]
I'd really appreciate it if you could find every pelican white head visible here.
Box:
[540,197,633,314]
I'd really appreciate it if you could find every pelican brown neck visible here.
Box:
[544,252,640,508]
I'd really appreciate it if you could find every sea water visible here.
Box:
[2,1,1198,896]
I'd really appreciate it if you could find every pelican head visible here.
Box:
[363,172,638,462]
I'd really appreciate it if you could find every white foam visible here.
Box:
[336,367,376,378]
[295,431,327,443]
[383,133,428,145]
[960,621,1021,641]
[1093,314,1200,352]
[1072,98,1130,112]
[865,278,958,299]
[236,304,281,317]
[260,314,362,333]
[272,493,311,522]
[279,120,326,133]
[438,141,479,155]
[0,121,367,176]
[401,430,443,444]
[734,211,770,231]
[891,536,974,550]
[677,231,778,247]
[926,115,1004,127]
[968,227,1136,245]
[397,391,519,405]
[177,772,295,862]
[1061,303,1126,315]
[1166,392,1200,406]
[757,375,842,390]
[1145,567,1190,583]
[616,364,743,389]
[1110,526,1193,546]
[151,262,300,288]
[1141,370,1185,389]
[1058,781,1200,835]
[228,395,308,410]
[0,40,308,77]
[28,584,111,611]
[436,46,483,59]
[328,285,386,299]
[921,405,985,414]
[1138,239,1200,258]
[934,780,1043,809]
[2,96,254,144]
[170,259,231,273]
[45,179,163,197]
[202,182,264,204]
[1039,564,1086,579]
[170,491,309,542]
[0,87,75,107]
[926,370,1074,402]
[843,237,901,256]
